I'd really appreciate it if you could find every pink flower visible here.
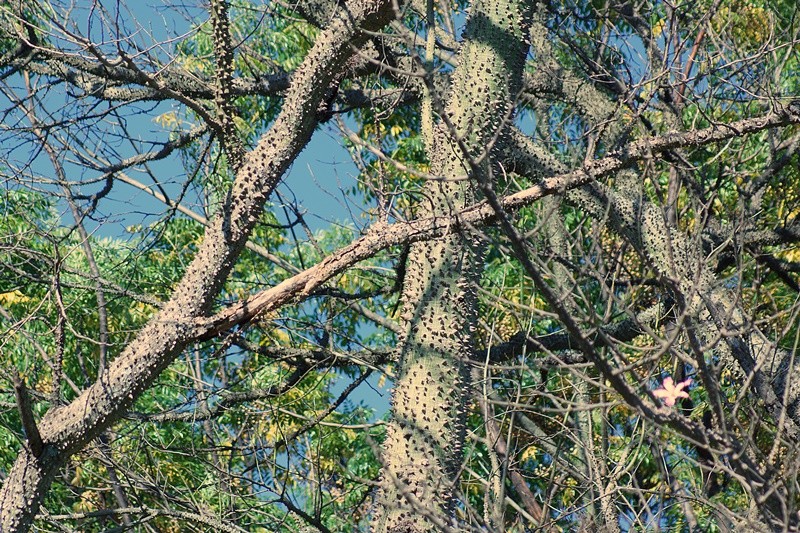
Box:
[653,377,692,407]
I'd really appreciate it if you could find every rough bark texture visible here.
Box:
[508,120,800,528]
[199,109,800,344]
[510,120,800,441]
[0,1,398,530]
[2,2,800,528]
[372,1,533,530]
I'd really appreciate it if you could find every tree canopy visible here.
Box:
[1,0,800,531]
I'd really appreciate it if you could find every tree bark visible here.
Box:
[0,1,397,530]
[372,1,533,530]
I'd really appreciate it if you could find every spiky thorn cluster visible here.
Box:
[210,0,246,171]
[373,1,534,531]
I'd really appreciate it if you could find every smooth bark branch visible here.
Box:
[487,304,662,362]
[197,107,800,339]
[479,395,548,529]
[16,54,291,102]
[0,1,398,531]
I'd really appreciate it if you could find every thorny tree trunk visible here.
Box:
[509,121,800,529]
[0,1,397,530]
[3,0,800,530]
[373,1,533,530]
[516,15,800,459]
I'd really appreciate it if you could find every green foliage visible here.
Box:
[3,0,800,531]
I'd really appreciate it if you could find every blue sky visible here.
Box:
[0,1,392,417]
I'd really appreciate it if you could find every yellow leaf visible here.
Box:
[779,248,800,263]
[0,290,30,305]
[154,111,178,128]
[520,445,537,462]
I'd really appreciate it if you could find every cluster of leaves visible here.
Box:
[2,0,800,531]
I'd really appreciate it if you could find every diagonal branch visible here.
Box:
[198,106,800,339]
[0,2,399,531]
